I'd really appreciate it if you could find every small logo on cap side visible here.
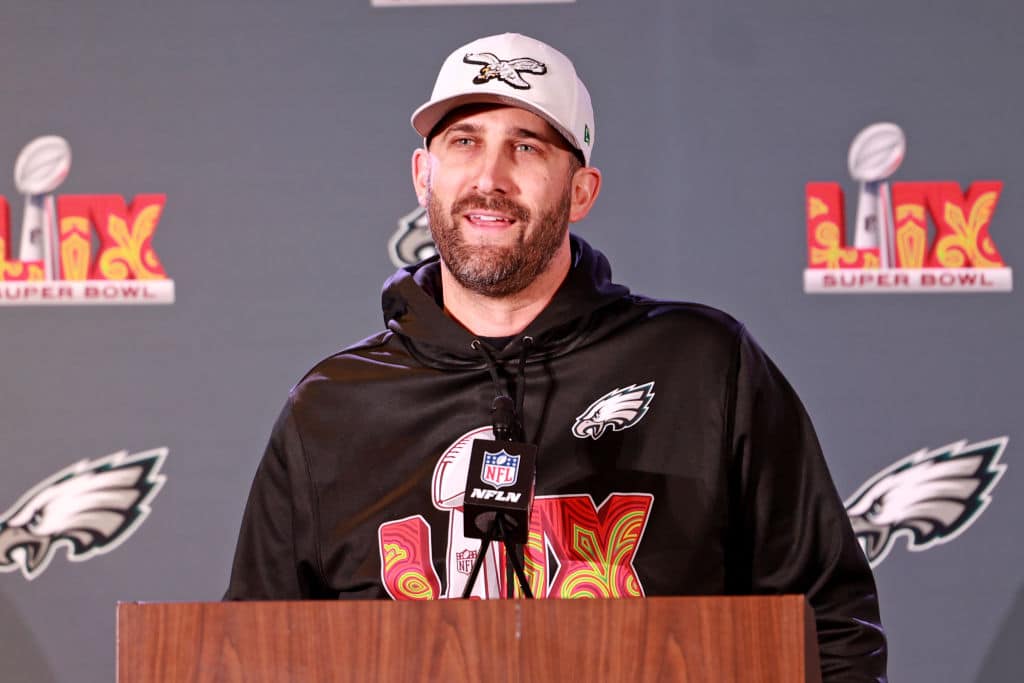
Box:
[463,53,547,90]
[584,125,591,145]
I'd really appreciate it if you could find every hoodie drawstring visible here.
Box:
[470,336,533,442]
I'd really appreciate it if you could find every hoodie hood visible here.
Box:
[381,234,633,368]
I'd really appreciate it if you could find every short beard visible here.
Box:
[427,188,571,298]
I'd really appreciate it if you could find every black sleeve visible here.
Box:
[223,399,328,600]
[728,327,887,682]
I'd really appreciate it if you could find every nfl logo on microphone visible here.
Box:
[481,450,520,489]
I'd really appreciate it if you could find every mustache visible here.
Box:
[450,193,531,223]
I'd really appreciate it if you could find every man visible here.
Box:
[226,33,887,680]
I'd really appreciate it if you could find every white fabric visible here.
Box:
[411,33,595,165]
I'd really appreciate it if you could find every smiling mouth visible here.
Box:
[464,213,516,228]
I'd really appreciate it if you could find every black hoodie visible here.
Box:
[226,235,887,681]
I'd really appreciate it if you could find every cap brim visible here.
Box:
[411,93,581,157]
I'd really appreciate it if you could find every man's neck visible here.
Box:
[440,244,571,338]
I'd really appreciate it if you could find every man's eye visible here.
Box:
[515,143,537,153]
[452,137,474,146]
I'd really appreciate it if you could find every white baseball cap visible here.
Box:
[411,33,595,165]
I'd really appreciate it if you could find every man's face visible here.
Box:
[415,105,582,299]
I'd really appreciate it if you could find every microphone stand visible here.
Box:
[461,514,534,599]
[461,396,535,600]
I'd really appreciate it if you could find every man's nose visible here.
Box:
[472,147,515,195]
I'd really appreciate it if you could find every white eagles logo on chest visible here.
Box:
[844,437,1007,567]
[0,448,167,580]
[572,382,656,440]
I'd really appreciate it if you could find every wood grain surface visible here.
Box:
[117,596,820,682]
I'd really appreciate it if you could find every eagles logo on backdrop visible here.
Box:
[0,448,167,580]
[844,437,1007,567]
[804,123,1012,293]
[388,207,435,268]
[0,135,174,305]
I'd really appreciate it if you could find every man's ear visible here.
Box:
[568,166,602,223]
[411,147,431,208]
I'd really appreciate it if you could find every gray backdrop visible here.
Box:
[1,1,1020,681]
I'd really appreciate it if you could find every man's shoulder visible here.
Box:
[622,295,746,343]
[288,329,414,398]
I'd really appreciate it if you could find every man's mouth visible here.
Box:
[464,212,516,228]
[452,194,530,229]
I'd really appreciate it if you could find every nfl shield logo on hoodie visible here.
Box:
[481,450,520,489]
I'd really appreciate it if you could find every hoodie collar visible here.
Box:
[381,234,630,368]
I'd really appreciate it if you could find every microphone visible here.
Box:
[460,434,537,599]
[459,384,537,599]
[490,395,516,442]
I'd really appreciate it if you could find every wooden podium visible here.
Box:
[117,595,821,682]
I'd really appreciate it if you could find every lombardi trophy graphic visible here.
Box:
[432,427,503,599]
[848,123,905,268]
[14,136,72,280]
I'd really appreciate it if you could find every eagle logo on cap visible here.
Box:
[463,53,547,90]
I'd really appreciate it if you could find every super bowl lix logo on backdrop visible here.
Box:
[804,123,1012,293]
[0,136,174,305]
